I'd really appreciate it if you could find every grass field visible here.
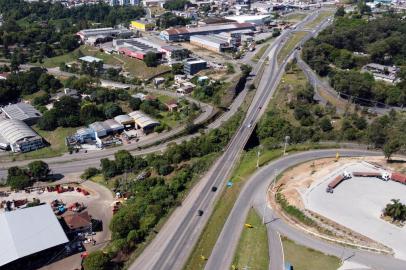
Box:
[277,31,307,64]
[283,12,307,23]
[304,10,334,30]
[42,45,170,79]
[232,209,269,270]
[252,44,270,62]
[282,236,341,270]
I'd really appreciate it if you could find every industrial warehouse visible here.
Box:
[67,111,160,149]
[0,103,44,153]
[159,22,256,41]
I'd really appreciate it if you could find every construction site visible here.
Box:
[269,155,406,260]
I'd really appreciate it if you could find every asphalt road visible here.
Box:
[128,9,326,270]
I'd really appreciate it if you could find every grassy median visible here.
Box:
[232,209,269,270]
[282,236,341,270]
[304,10,334,30]
[277,31,307,64]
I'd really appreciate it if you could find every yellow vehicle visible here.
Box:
[244,223,254,228]
[200,255,207,261]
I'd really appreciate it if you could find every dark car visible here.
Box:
[197,210,204,216]
[211,186,217,192]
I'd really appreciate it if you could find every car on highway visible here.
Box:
[211,187,217,192]
[197,210,204,216]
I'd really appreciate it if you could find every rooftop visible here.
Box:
[1,103,42,122]
[163,22,255,36]
[128,111,159,129]
[0,119,41,144]
[79,56,103,63]
[0,204,68,267]
[63,211,92,230]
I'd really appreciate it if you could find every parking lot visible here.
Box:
[302,162,406,260]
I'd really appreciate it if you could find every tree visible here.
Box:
[129,98,142,111]
[240,64,252,77]
[27,160,50,181]
[143,52,158,67]
[80,104,103,125]
[37,109,58,131]
[383,138,401,160]
[7,175,31,190]
[83,251,111,270]
[319,117,333,132]
[103,103,122,118]
[383,199,406,222]
[335,6,345,17]
[114,150,134,173]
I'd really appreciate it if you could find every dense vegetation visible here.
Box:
[6,161,50,190]
[0,0,144,64]
[156,12,190,29]
[302,13,406,106]
[82,111,244,269]
[163,0,191,11]
[0,67,61,104]
[257,62,406,157]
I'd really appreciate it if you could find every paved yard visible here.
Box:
[302,162,406,260]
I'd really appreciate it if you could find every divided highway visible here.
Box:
[129,10,327,270]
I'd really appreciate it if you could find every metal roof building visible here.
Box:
[114,115,134,126]
[89,121,109,138]
[1,103,42,125]
[103,119,124,133]
[0,119,44,152]
[160,22,256,41]
[0,204,68,267]
[128,111,160,132]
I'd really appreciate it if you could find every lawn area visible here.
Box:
[232,209,269,270]
[268,66,308,125]
[252,44,270,62]
[277,31,307,64]
[282,236,341,270]
[6,126,78,161]
[41,45,170,80]
[304,10,334,30]
[117,54,171,80]
[283,12,307,23]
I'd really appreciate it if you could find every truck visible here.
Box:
[352,171,390,181]
[390,172,406,184]
[326,171,351,193]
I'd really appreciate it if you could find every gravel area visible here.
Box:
[302,162,406,260]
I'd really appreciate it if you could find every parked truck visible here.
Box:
[326,171,351,193]
[352,171,390,181]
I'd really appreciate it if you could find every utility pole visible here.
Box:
[256,145,262,168]
[283,136,290,155]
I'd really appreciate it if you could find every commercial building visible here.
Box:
[109,0,140,5]
[131,20,155,31]
[0,204,68,267]
[1,103,42,125]
[76,27,133,45]
[225,15,272,25]
[190,35,233,52]
[103,119,124,134]
[63,211,92,234]
[114,38,163,60]
[74,127,95,143]
[79,56,103,64]
[184,59,207,75]
[88,121,109,138]
[159,22,256,41]
[160,45,190,61]
[0,119,44,152]
[128,111,160,133]
[114,114,135,128]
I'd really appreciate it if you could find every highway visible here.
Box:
[128,9,327,270]
[206,149,406,270]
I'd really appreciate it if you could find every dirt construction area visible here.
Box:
[275,156,406,260]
